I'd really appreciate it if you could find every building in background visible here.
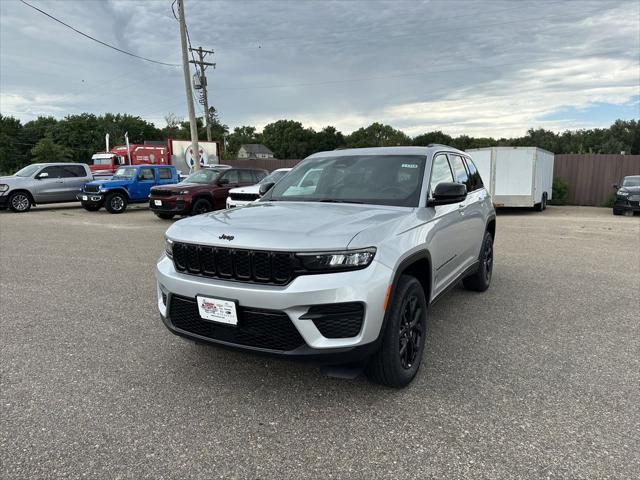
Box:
[238,144,275,160]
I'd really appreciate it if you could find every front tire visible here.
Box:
[8,191,32,212]
[462,231,494,292]
[191,198,213,215]
[105,192,127,214]
[366,275,427,388]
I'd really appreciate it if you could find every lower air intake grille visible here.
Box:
[301,303,365,338]
[168,295,305,351]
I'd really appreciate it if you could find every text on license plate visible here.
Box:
[82,195,88,201]
[196,295,238,326]
[154,200,162,206]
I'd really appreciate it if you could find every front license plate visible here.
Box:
[154,199,162,206]
[82,195,88,201]
[196,296,238,326]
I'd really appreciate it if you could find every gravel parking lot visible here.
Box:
[1,204,638,479]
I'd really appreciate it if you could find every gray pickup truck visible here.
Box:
[0,163,93,212]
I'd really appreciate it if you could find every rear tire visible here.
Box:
[82,204,101,212]
[191,198,213,215]
[366,275,427,388]
[8,191,32,212]
[105,192,127,214]
[155,212,175,220]
[462,230,494,292]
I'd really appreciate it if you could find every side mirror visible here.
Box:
[218,177,229,185]
[613,183,619,189]
[259,182,275,196]
[427,182,467,207]
[37,172,49,179]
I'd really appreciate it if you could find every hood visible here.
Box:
[619,185,640,194]
[228,184,260,195]
[84,179,132,189]
[152,182,204,193]
[0,175,29,186]
[166,201,415,251]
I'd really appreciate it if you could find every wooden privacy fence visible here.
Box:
[554,154,640,206]
[224,154,640,207]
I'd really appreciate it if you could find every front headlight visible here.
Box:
[617,190,629,197]
[0,184,9,192]
[165,237,174,258]
[297,247,376,271]
[99,187,108,192]
[178,190,190,195]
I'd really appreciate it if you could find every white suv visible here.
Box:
[157,146,496,387]
[226,168,291,209]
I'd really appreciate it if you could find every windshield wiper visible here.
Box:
[316,199,364,204]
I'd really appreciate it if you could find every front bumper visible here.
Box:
[156,254,392,360]
[149,197,191,214]
[77,193,104,205]
[226,198,256,209]
[614,196,640,212]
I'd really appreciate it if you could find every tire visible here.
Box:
[82,204,101,212]
[8,191,32,212]
[105,192,127,214]
[191,198,213,215]
[366,275,427,388]
[613,208,623,216]
[462,231,494,292]
[155,212,175,220]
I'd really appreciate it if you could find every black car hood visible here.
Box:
[620,186,640,194]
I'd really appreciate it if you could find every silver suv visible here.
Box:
[0,163,93,212]
[156,146,496,387]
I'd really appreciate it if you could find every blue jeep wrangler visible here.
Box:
[78,165,179,213]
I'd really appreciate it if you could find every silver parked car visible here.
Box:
[0,163,93,212]
[157,146,496,387]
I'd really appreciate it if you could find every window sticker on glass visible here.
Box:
[402,163,418,169]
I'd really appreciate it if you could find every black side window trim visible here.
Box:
[427,153,455,198]
[461,155,484,192]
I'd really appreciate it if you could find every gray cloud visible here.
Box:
[1,0,638,137]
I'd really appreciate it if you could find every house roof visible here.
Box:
[240,144,273,155]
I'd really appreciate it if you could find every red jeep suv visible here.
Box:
[149,167,268,219]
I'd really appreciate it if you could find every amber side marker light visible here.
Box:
[383,285,392,311]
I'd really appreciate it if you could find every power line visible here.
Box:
[19,0,180,67]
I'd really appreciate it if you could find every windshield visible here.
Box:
[622,176,640,187]
[112,167,137,179]
[91,157,114,166]
[266,155,427,207]
[259,170,289,185]
[182,169,221,184]
[15,165,41,177]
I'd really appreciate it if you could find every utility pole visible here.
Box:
[189,47,216,142]
[177,0,200,170]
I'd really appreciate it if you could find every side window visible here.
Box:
[463,157,484,191]
[429,154,454,194]
[139,168,155,180]
[57,165,86,177]
[239,170,254,183]
[40,166,63,178]
[447,154,469,186]
[253,170,267,182]
[222,170,239,184]
[158,168,173,179]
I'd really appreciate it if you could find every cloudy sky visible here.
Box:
[1,0,638,137]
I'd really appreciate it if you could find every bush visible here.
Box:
[549,177,569,205]
[602,193,616,208]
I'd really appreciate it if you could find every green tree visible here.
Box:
[226,126,261,159]
[0,115,24,174]
[346,122,411,148]
[261,120,315,158]
[31,136,72,162]
[413,130,453,146]
[309,126,345,153]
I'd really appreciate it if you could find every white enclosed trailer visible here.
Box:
[466,147,554,210]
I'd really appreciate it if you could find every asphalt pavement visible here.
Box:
[1,204,639,479]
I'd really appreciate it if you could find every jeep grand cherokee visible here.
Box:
[156,146,496,387]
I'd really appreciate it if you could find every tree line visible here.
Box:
[0,112,637,175]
